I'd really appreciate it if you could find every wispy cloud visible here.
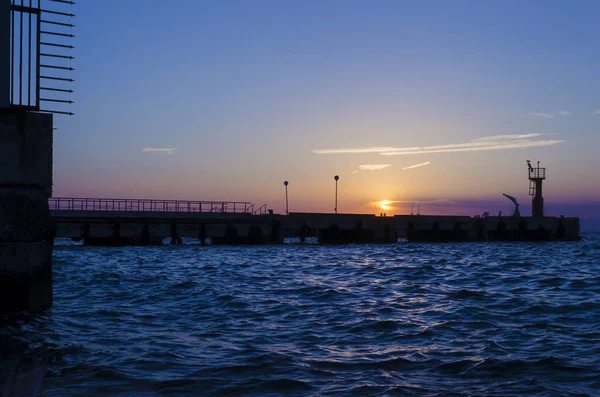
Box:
[358,164,391,171]
[142,147,178,155]
[471,133,547,141]
[595,110,600,115]
[523,112,555,118]
[313,133,564,157]
[352,164,391,174]
[403,161,430,170]
[557,110,571,116]
[380,139,562,156]
[312,147,398,154]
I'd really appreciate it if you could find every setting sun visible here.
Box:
[376,200,393,211]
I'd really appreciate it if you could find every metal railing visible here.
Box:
[253,204,268,215]
[528,167,546,180]
[49,198,269,215]
[8,0,75,115]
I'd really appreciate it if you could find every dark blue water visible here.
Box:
[2,235,600,396]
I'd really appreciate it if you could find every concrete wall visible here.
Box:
[0,111,54,312]
[0,112,53,196]
[51,211,581,245]
[0,0,9,108]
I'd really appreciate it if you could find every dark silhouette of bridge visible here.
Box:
[49,196,581,246]
[49,197,269,215]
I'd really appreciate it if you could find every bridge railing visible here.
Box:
[49,198,268,214]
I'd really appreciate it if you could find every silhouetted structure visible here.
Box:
[528,160,545,217]
[7,0,75,115]
[0,0,74,313]
[334,175,339,214]
[284,181,289,215]
[502,193,520,217]
[49,197,581,245]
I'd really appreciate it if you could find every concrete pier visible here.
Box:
[0,111,54,312]
[50,209,581,246]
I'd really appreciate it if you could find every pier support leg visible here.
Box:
[170,223,182,245]
[0,111,54,312]
[270,222,283,244]
[199,224,206,246]
[248,224,263,245]
[224,225,239,245]
[298,223,310,243]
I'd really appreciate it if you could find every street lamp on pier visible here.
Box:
[284,181,289,215]
[334,175,339,214]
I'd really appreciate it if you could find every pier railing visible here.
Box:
[49,198,269,215]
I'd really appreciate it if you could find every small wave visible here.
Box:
[434,358,482,374]
[314,289,344,300]
[568,279,589,288]
[310,356,437,371]
[367,319,400,331]
[215,378,314,395]
[217,294,234,302]
[447,289,486,299]
[538,277,567,286]
[466,356,592,376]
[171,281,199,289]
[515,301,600,315]
[226,300,249,309]
[498,262,535,268]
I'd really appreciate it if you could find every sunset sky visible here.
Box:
[51,0,600,229]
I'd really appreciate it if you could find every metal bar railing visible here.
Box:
[48,198,267,215]
[9,0,74,113]
[253,204,268,215]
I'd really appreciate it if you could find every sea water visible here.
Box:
[1,235,599,396]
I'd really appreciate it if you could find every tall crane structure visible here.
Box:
[502,193,520,217]
[527,160,545,217]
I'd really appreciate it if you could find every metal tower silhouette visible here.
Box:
[527,160,546,217]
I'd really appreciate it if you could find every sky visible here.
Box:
[48,0,600,229]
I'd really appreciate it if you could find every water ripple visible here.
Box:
[1,236,599,396]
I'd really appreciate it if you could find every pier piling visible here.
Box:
[0,111,54,312]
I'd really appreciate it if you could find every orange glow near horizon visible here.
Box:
[378,200,393,211]
[371,200,399,214]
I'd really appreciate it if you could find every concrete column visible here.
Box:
[532,180,544,217]
[1,0,9,108]
[0,110,54,312]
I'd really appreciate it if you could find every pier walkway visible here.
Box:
[49,197,581,245]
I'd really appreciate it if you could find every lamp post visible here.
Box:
[284,181,289,215]
[334,175,339,214]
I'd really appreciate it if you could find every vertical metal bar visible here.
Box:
[10,0,14,103]
[27,0,30,105]
[35,0,39,108]
[18,0,22,105]
[1,0,8,107]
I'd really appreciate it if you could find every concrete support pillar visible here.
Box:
[170,223,182,245]
[270,222,282,244]
[0,111,53,312]
[221,225,239,245]
[199,224,206,246]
